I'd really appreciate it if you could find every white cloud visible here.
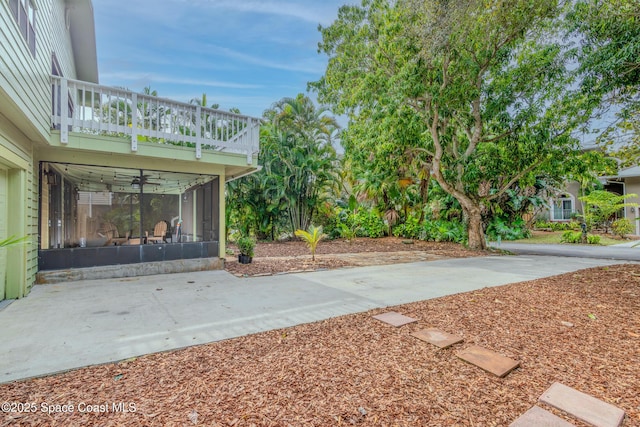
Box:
[192,0,341,25]
[203,44,325,74]
[99,72,263,90]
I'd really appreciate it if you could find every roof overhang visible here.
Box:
[601,165,640,180]
[66,0,99,83]
[225,165,262,183]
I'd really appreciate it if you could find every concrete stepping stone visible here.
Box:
[456,345,520,377]
[539,382,625,427]
[371,311,417,327]
[411,328,463,349]
[509,406,575,426]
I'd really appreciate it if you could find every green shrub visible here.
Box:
[422,220,466,243]
[560,230,582,243]
[534,220,581,231]
[561,230,600,244]
[486,217,531,241]
[393,216,422,239]
[315,205,341,239]
[612,218,633,238]
[354,209,386,238]
[587,234,601,244]
[392,218,465,243]
[337,222,357,241]
[534,220,553,230]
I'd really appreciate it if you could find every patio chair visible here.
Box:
[147,220,169,244]
[101,223,130,246]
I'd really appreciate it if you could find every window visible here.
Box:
[552,196,574,221]
[9,0,37,56]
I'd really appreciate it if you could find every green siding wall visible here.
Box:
[0,0,53,143]
[50,0,77,78]
[0,167,7,299]
[0,0,81,300]
[0,118,36,299]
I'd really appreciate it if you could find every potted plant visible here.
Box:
[236,236,255,264]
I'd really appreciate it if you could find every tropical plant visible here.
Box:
[392,215,422,240]
[579,190,638,232]
[257,95,341,235]
[337,222,357,242]
[0,235,30,248]
[486,217,531,241]
[294,225,327,261]
[227,96,340,241]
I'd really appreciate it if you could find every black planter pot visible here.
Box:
[238,254,253,264]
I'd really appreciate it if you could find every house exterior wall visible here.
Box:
[0,0,78,299]
[1,0,256,297]
[0,115,37,299]
[0,0,58,143]
[545,177,640,236]
[542,181,582,221]
[50,0,78,79]
[622,177,640,235]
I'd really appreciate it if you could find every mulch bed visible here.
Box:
[1,264,639,426]
[225,237,483,277]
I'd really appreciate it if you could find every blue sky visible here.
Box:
[93,0,352,119]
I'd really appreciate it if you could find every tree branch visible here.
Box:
[481,130,514,143]
[485,160,544,202]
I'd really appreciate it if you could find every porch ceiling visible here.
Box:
[47,163,216,194]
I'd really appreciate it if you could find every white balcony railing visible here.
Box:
[51,76,260,163]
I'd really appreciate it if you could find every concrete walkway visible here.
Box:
[0,255,628,383]
[494,242,640,261]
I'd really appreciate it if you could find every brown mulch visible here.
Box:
[1,264,639,426]
[225,237,483,277]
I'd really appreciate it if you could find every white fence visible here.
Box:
[51,76,260,163]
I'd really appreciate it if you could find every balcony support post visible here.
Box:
[196,105,202,159]
[60,78,68,144]
[246,119,256,164]
[131,93,138,152]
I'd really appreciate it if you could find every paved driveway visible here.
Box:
[0,254,628,383]
[494,242,640,261]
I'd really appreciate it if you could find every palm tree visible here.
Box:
[227,95,341,238]
[268,93,339,141]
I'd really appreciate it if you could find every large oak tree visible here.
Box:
[312,0,589,249]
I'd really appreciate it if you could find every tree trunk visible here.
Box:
[431,174,486,250]
[465,205,486,250]
[443,185,486,250]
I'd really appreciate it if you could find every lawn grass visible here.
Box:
[511,231,626,246]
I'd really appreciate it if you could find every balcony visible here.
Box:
[51,76,261,163]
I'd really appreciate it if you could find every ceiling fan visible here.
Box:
[131,175,161,188]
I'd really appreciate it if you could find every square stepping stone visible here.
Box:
[372,311,417,327]
[411,328,463,349]
[456,345,520,377]
[509,406,575,427]
[539,382,625,427]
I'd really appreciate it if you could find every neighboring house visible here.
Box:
[0,0,260,301]
[544,166,640,235]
